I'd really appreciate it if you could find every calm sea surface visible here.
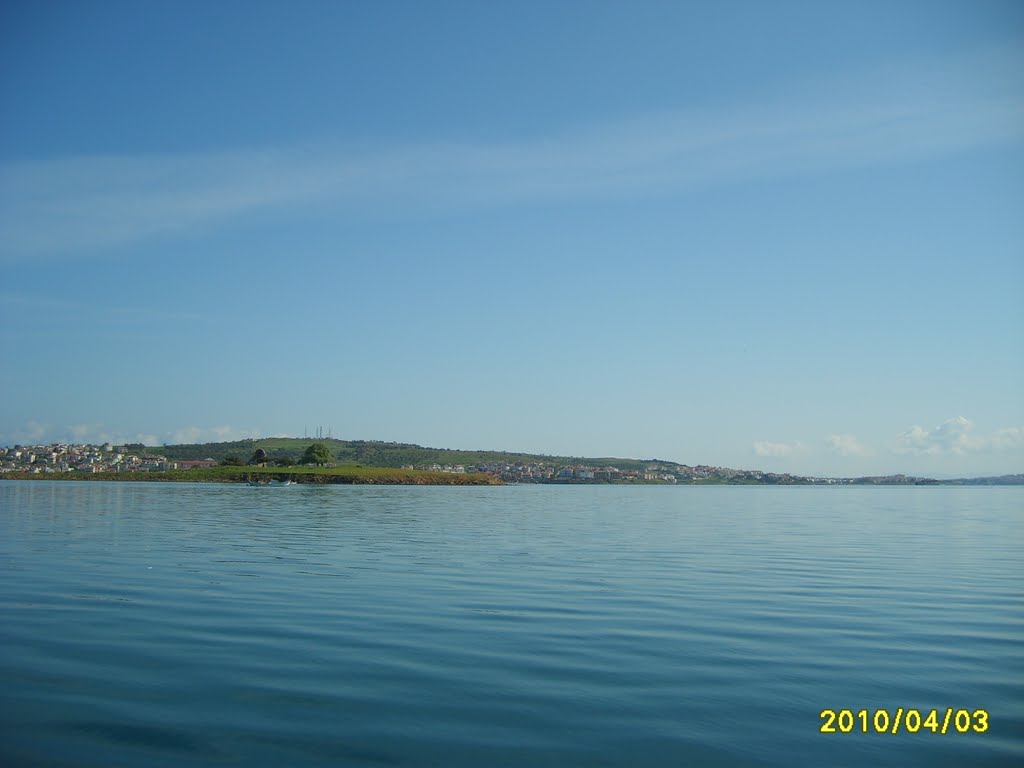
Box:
[1,482,1021,767]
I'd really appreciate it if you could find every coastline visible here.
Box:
[0,466,503,486]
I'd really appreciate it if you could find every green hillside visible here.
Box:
[149,437,671,472]
[6,464,500,485]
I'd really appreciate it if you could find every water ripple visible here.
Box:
[1,482,1021,767]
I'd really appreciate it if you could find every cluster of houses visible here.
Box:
[407,461,683,483]
[3,442,876,485]
[402,463,470,474]
[464,461,810,484]
[397,462,835,484]
[0,443,217,474]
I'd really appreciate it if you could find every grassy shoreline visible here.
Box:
[0,465,503,486]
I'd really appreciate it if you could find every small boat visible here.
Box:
[244,475,293,486]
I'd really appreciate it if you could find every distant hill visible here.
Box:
[944,474,1024,485]
[148,436,666,472]
[142,436,1023,485]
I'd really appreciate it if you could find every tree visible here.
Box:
[221,455,243,466]
[302,443,334,465]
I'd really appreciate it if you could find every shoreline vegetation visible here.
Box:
[1,437,1021,486]
[0,465,502,486]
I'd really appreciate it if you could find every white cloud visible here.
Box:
[164,425,263,445]
[68,423,99,441]
[989,427,1024,452]
[0,420,50,445]
[64,424,159,446]
[1,46,1020,260]
[753,441,801,458]
[1,422,159,446]
[0,422,265,447]
[891,417,1022,456]
[827,434,869,456]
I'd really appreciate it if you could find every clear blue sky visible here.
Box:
[1,0,1022,477]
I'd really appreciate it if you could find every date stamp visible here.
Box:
[819,708,989,734]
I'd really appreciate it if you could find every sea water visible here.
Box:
[1,481,1021,766]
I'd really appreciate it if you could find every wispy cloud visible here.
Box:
[1,46,1020,260]
[990,427,1024,452]
[1,420,50,445]
[890,416,1023,456]
[62,423,160,447]
[750,418,1022,469]
[0,422,266,447]
[0,421,162,447]
[826,434,870,457]
[753,441,802,458]
[165,425,264,445]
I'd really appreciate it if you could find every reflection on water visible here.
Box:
[1,482,1022,767]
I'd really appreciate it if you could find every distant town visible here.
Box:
[0,441,738,482]
[3,439,1019,485]
[0,442,215,475]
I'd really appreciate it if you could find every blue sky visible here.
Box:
[1,0,1022,477]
